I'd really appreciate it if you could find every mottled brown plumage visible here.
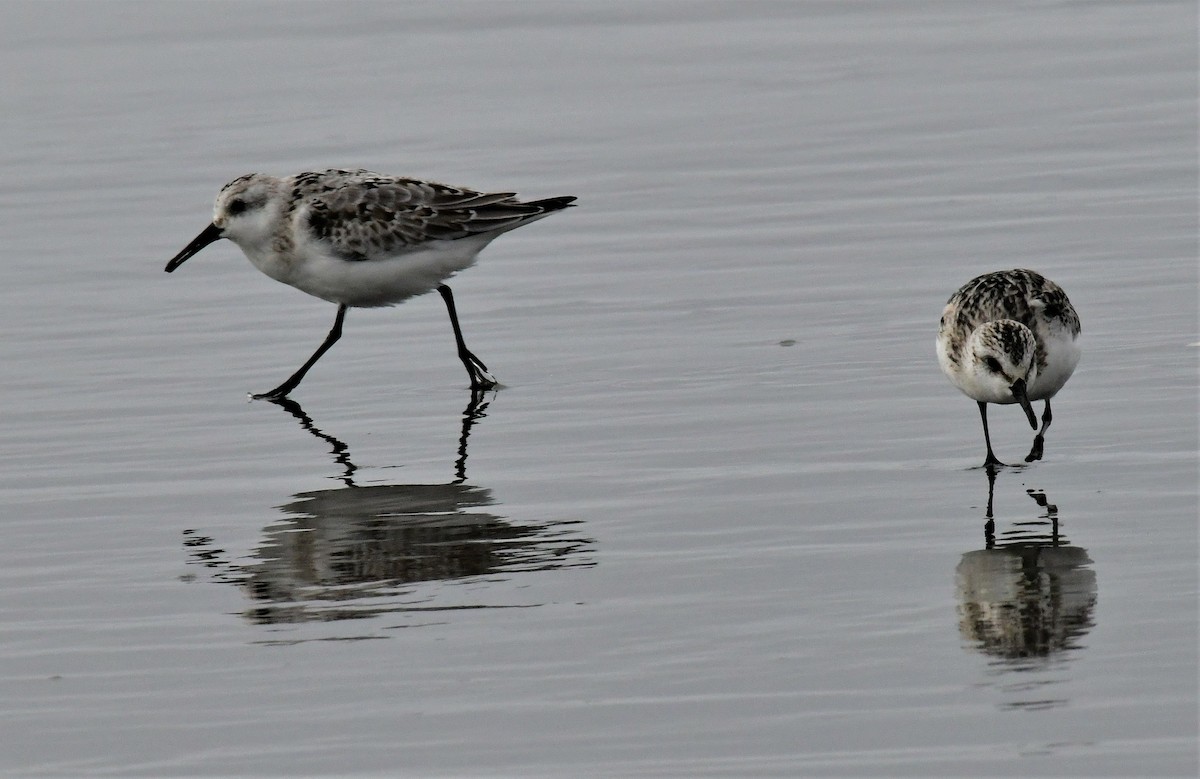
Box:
[939,268,1080,378]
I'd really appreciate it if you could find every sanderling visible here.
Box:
[936,269,1081,467]
[166,169,575,398]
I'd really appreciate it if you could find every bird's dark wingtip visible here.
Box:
[530,195,578,212]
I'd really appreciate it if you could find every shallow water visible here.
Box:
[1,1,1196,776]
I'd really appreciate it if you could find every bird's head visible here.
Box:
[968,320,1039,428]
[165,173,281,272]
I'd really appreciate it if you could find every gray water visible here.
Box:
[1,2,1196,776]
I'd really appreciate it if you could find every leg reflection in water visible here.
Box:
[265,390,491,487]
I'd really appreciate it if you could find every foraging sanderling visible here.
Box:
[166,169,575,398]
[936,269,1081,467]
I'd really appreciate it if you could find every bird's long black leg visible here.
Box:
[1025,399,1052,463]
[979,401,1005,467]
[438,284,496,390]
[253,305,347,400]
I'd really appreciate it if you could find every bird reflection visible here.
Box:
[955,467,1097,685]
[183,392,594,626]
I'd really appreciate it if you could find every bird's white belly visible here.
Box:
[248,238,495,308]
[1030,331,1081,400]
[936,336,991,400]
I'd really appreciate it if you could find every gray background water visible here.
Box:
[1,1,1196,776]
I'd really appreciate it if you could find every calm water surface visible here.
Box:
[1,2,1196,776]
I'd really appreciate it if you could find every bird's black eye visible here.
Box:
[227,198,247,216]
[984,357,1003,373]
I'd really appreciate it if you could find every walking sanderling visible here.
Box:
[936,269,1081,467]
[165,169,575,399]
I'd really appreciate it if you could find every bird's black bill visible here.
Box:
[1010,378,1037,429]
[165,223,223,272]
